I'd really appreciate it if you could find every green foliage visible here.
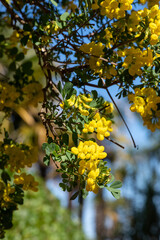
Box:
[106,178,122,200]
[5,180,87,240]
[0,132,39,238]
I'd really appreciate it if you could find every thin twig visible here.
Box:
[105,87,136,148]
[1,0,26,25]
[106,137,125,149]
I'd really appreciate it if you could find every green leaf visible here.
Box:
[42,143,52,155]
[60,12,70,21]
[72,132,78,146]
[23,24,32,32]
[42,142,59,156]
[48,137,53,144]
[106,178,122,200]
[61,155,68,162]
[49,0,58,6]
[67,185,72,192]
[82,189,88,199]
[9,61,16,71]
[99,185,105,189]
[9,47,18,56]
[110,180,122,189]
[57,81,62,93]
[16,53,24,61]
[22,61,33,75]
[106,187,121,199]
[63,82,73,98]
[59,182,66,191]
[91,90,98,99]
[42,143,47,151]
[13,186,24,204]
[54,144,60,151]
[22,61,32,70]
[62,173,68,178]
[60,162,67,170]
[43,155,50,166]
[89,100,97,108]
[56,21,62,29]
[98,78,103,87]
[62,178,68,183]
[20,35,29,46]
[70,191,79,200]
[87,0,93,8]
[1,171,11,184]
[111,190,121,199]
[63,82,73,92]
[62,133,69,145]
[107,174,115,184]
[66,151,72,160]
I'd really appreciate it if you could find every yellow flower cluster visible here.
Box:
[92,0,133,19]
[0,137,39,215]
[0,82,43,112]
[0,181,15,208]
[44,21,59,35]
[102,65,118,79]
[3,144,38,172]
[89,4,160,76]
[80,41,118,77]
[127,10,142,33]
[80,41,104,57]
[60,94,94,116]
[14,173,38,192]
[148,0,159,9]
[104,101,114,114]
[0,82,20,111]
[143,110,160,131]
[148,5,160,45]
[63,1,77,12]
[127,5,160,45]
[71,141,109,194]
[140,0,159,9]
[83,112,113,141]
[128,88,160,131]
[40,22,59,48]
[80,41,105,74]
[119,47,153,76]
[104,28,113,48]
[22,82,43,107]
[10,30,33,53]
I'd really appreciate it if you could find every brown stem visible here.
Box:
[1,0,26,25]
[105,87,136,148]
[106,137,125,149]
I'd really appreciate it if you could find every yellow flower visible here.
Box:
[60,102,64,109]
[128,88,160,132]
[14,173,38,192]
[71,147,79,155]
[150,33,159,45]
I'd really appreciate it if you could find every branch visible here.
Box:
[1,0,26,25]
[61,64,89,74]
[105,87,137,148]
[106,137,125,149]
[68,43,117,66]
